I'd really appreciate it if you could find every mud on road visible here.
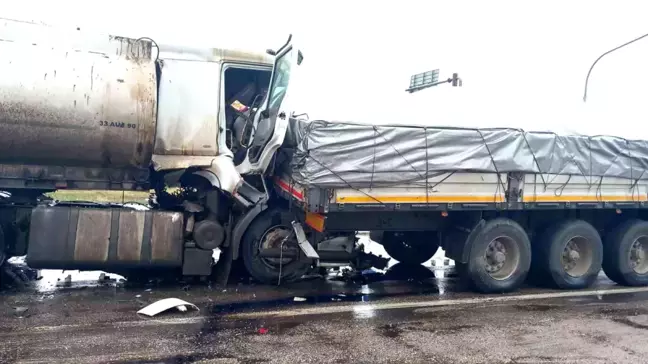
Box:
[2,265,648,364]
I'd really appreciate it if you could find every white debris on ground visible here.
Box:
[356,232,455,269]
[7,256,27,265]
[137,298,199,317]
[33,268,125,292]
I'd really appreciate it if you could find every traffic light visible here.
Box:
[451,73,462,87]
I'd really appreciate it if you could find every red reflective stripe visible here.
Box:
[275,178,304,200]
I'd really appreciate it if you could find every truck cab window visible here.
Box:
[223,66,271,164]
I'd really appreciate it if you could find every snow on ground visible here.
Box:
[357,232,454,270]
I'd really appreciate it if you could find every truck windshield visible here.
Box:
[266,47,293,119]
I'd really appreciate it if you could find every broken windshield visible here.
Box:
[266,47,293,120]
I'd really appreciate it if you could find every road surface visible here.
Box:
[2,263,648,364]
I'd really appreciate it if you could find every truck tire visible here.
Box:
[382,231,439,265]
[603,219,648,286]
[462,218,531,293]
[241,208,312,284]
[532,220,602,289]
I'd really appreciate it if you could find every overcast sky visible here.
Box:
[5,0,648,138]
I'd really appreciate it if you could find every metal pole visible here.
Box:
[583,32,648,102]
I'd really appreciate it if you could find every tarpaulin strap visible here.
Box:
[554,175,571,197]
[476,129,507,203]
[372,125,426,182]
[308,156,386,206]
[520,130,547,189]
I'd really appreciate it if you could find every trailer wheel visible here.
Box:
[241,209,312,284]
[463,218,531,293]
[533,220,602,289]
[603,219,648,286]
[382,232,439,265]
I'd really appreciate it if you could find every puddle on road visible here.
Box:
[204,262,458,315]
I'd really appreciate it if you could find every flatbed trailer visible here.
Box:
[272,171,648,293]
[263,120,648,293]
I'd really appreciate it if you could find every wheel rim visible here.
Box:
[561,236,593,278]
[484,236,520,280]
[629,235,648,275]
[258,225,295,268]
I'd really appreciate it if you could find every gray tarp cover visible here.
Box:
[279,119,648,188]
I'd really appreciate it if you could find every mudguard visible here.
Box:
[231,202,268,260]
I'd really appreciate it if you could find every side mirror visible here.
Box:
[297,51,304,65]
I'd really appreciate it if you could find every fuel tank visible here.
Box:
[0,19,157,172]
[26,206,184,270]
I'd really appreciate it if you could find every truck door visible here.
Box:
[236,36,302,175]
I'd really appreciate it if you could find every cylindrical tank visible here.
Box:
[0,19,157,171]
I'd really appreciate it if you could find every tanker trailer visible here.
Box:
[0,18,292,284]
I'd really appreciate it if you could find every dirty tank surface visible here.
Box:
[0,32,157,170]
[3,264,648,363]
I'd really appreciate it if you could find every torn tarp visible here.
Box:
[279,118,648,188]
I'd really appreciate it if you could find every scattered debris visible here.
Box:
[293,297,307,302]
[361,268,380,276]
[258,327,269,334]
[137,298,199,317]
[14,307,28,315]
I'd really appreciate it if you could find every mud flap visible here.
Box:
[212,245,234,286]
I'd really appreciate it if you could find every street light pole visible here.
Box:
[583,32,648,102]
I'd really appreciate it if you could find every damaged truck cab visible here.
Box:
[0,19,314,282]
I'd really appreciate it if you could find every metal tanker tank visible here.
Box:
[0,19,157,190]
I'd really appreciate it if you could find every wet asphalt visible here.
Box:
[3,261,648,364]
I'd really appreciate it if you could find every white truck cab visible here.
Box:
[234,36,303,176]
[0,18,303,200]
